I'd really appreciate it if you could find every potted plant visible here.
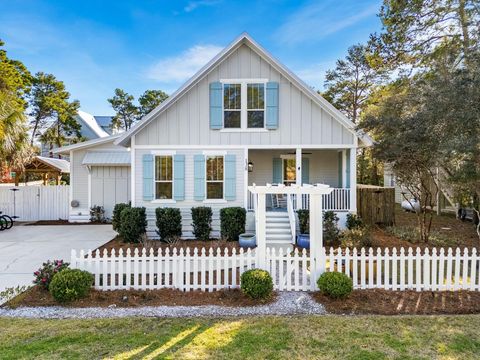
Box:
[296,209,310,249]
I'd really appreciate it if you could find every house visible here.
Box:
[40,110,113,157]
[54,33,372,243]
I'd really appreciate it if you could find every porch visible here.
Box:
[245,148,356,212]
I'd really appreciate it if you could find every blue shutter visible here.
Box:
[143,154,154,201]
[224,154,236,200]
[266,82,279,129]
[346,149,351,188]
[272,158,282,184]
[302,158,309,184]
[338,152,343,188]
[194,154,205,200]
[209,82,223,129]
[173,154,185,201]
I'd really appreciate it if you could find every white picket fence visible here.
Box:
[70,246,480,292]
[0,185,69,221]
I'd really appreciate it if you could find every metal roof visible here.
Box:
[34,156,71,173]
[82,151,131,166]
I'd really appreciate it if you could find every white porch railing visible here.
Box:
[247,188,351,212]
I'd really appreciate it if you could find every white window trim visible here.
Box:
[205,154,225,201]
[220,79,267,130]
[153,154,174,202]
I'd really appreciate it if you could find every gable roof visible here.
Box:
[26,156,70,173]
[115,32,371,147]
[77,110,110,138]
[53,134,122,154]
[93,116,114,135]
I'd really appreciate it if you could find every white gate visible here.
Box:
[0,185,70,221]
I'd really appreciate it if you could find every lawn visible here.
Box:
[1,315,480,359]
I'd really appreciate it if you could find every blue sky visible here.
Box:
[0,0,382,115]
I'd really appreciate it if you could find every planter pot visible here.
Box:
[239,233,256,248]
[297,234,310,249]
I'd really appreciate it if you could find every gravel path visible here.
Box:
[0,292,326,319]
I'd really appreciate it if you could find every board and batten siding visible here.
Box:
[134,44,354,147]
[135,148,245,239]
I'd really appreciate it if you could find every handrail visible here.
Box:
[286,194,296,245]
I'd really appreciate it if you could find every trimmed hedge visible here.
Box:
[112,203,130,232]
[49,269,93,303]
[156,208,182,242]
[241,269,273,300]
[323,211,340,247]
[317,271,353,299]
[191,207,212,241]
[220,207,246,241]
[119,207,147,243]
[346,213,364,230]
[297,209,310,234]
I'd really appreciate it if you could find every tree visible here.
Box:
[107,88,138,131]
[138,89,168,118]
[371,0,479,69]
[29,72,81,149]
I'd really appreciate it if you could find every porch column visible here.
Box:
[342,150,347,188]
[349,148,357,212]
[256,192,267,269]
[295,147,302,210]
[244,148,249,209]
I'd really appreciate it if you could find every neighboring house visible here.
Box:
[55,33,372,243]
[40,110,113,157]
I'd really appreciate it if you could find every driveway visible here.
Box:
[0,224,115,293]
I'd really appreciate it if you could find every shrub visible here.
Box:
[317,272,353,298]
[191,207,212,241]
[220,207,246,241]
[90,205,106,223]
[297,209,310,234]
[346,213,364,230]
[323,211,340,247]
[33,260,69,290]
[341,227,373,248]
[119,207,147,243]
[156,208,182,242]
[112,203,130,232]
[49,269,93,303]
[241,269,273,300]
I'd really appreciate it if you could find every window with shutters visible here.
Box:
[247,83,265,128]
[206,155,224,199]
[223,84,241,128]
[155,156,173,199]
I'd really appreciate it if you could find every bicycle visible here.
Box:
[0,211,13,231]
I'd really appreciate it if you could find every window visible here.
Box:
[223,84,241,128]
[155,156,173,199]
[247,83,265,128]
[206,156,224,199]
[283,158,296,186]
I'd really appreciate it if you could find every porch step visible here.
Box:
[265,211,292,244]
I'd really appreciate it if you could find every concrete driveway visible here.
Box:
[0,224,115,293]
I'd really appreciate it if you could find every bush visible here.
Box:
[90,205,107,223]
[220,207,246,241]
[241,269,273,300]
[156,208,182,242]
[297,209,310,234]
[112,203,130,232]
[346,213,364,230]
[49,269,93,303]
[323,211,340,247]
[341,227,373,248]
[33,260,69,290]
[317,272,353,299]
[191,207,212,241]
[119,207,147,243]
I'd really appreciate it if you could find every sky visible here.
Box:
[0,0,382,115]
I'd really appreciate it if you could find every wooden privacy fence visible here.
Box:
[0,185,69,221]
[357,185,395,226]
[71,246,480,292]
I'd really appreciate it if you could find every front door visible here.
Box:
[283,158,296,186]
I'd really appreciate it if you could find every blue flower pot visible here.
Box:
[239,233,256,248]
[297,234,310,249]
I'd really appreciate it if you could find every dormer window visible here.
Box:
[221,80,267,130]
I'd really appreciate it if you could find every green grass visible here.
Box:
[1,315,480,359]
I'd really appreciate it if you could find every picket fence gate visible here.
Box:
[70,246,480,292]
[0,185,69,221]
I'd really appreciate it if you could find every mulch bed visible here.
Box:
[26,220,107,226]
[5,286,275,309]
[95,236,245,255]
[313,289,480,315]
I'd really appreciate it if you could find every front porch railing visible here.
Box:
[247,188,351,212]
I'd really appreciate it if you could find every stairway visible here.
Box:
[266,212,293,246]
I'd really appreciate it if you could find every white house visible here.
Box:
[55,33,372,244]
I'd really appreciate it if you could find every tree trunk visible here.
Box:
[458,0,471,62]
